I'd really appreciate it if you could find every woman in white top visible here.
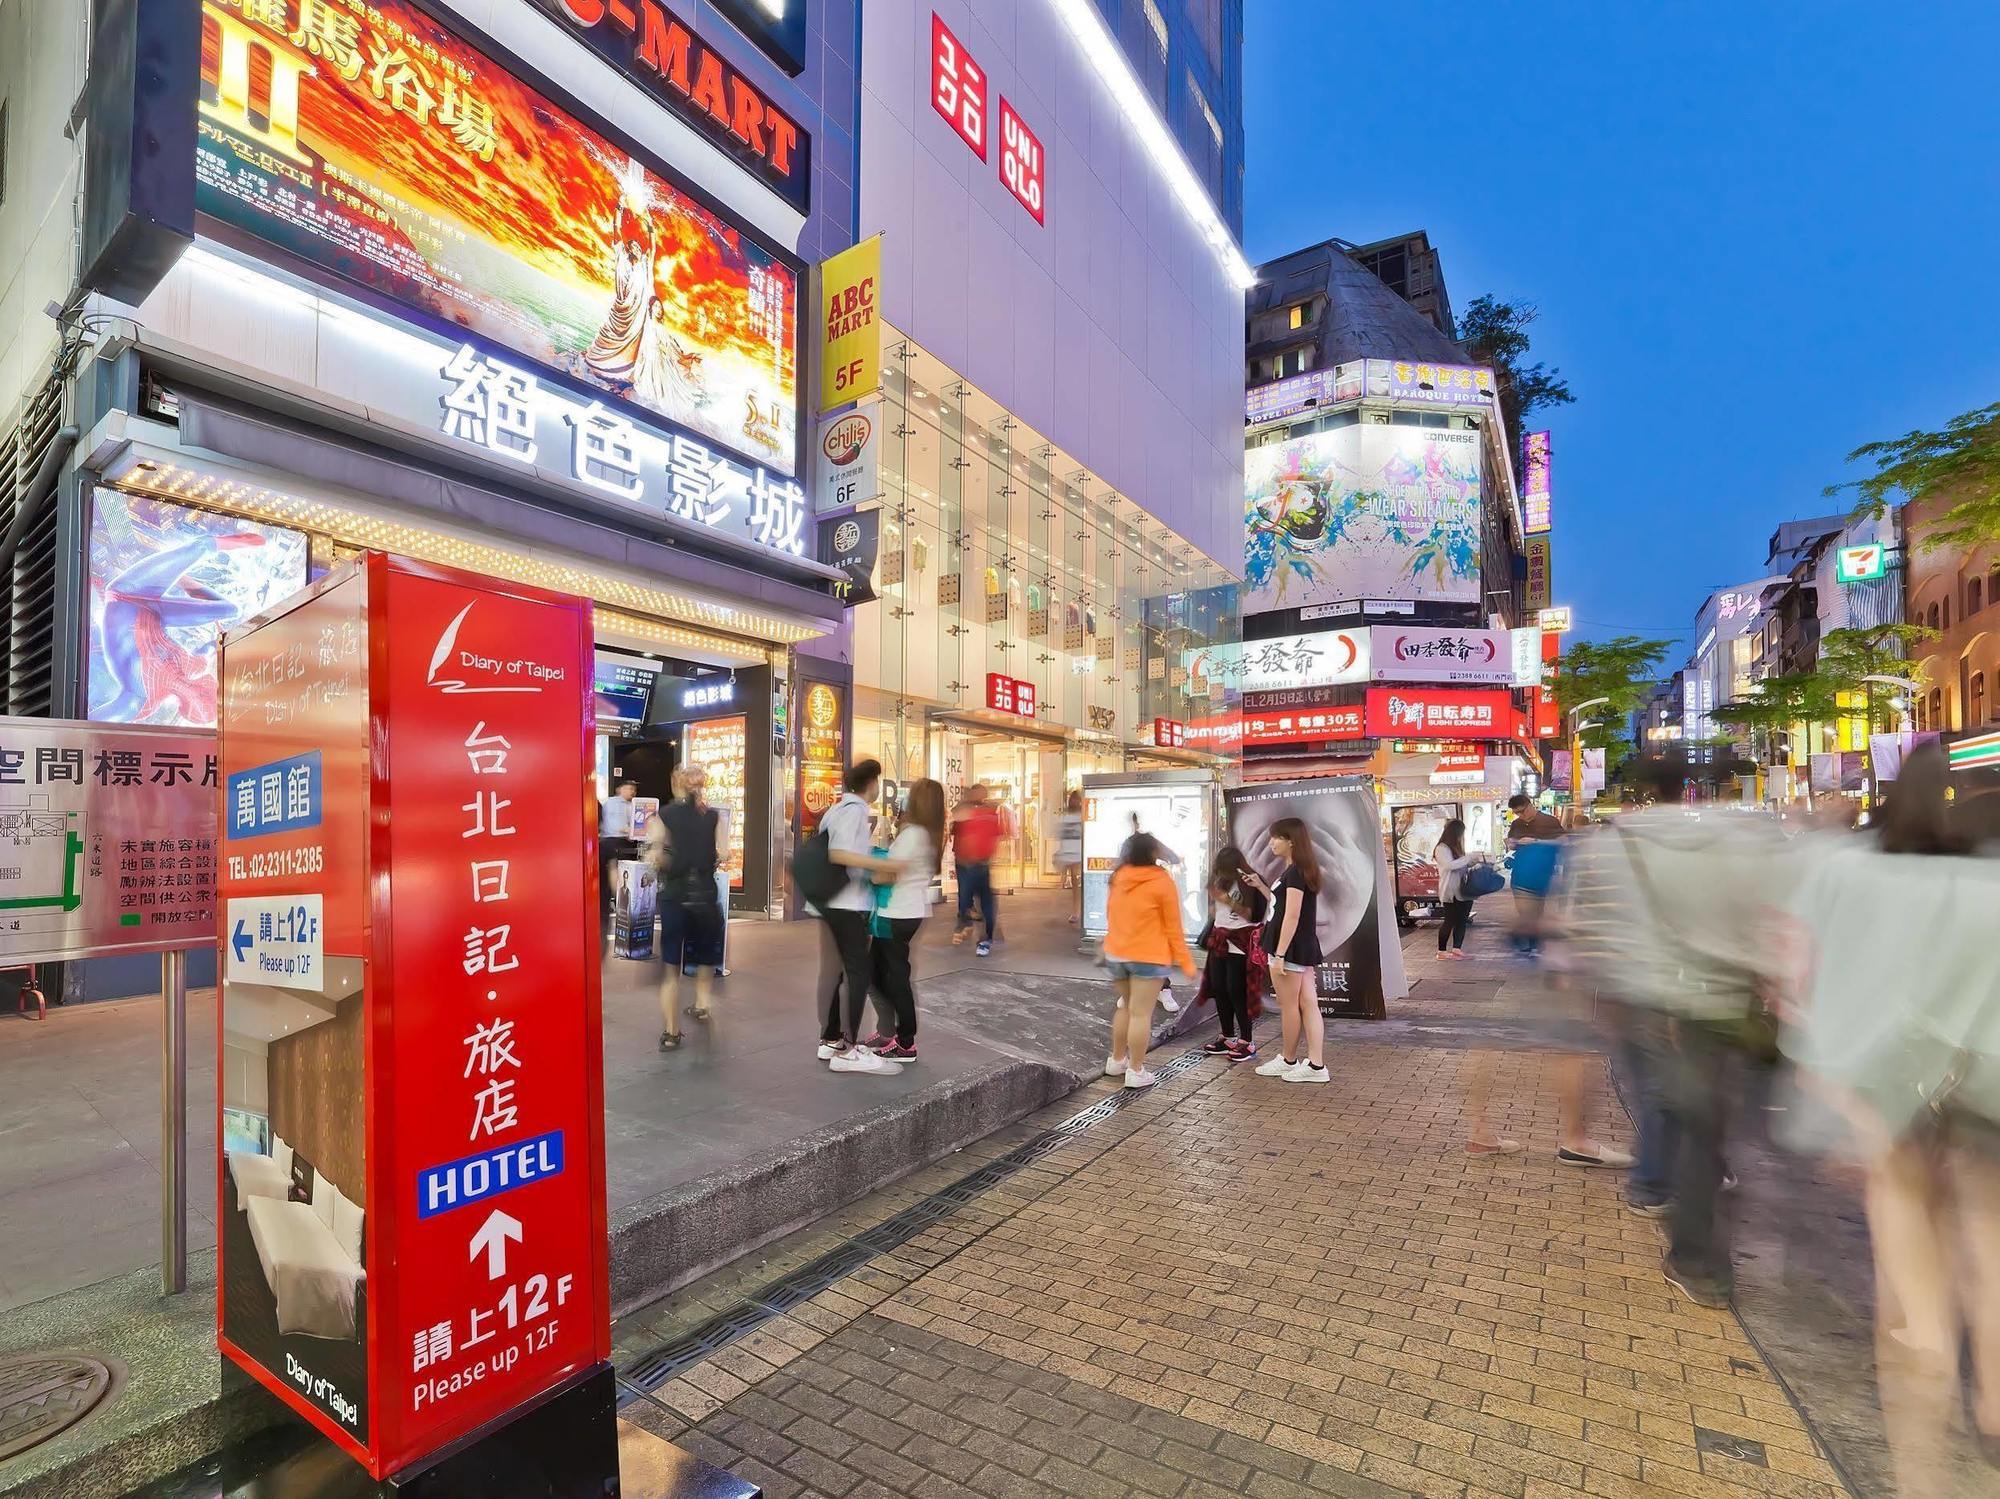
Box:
[865,778,945,1062]
[1433,817,1483,959]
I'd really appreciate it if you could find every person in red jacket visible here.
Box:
[1101,834,1197,1090]
[950,783,1004,956]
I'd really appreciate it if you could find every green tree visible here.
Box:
[1711,672,1836,764]
[1827,402,2000,551]
[1815,623,1930,729]
[1456,295,1575,480]
[1550,635,1671,725]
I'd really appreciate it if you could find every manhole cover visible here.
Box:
[0,1353,113,1461]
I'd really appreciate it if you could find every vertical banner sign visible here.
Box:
[1522,431,1553,535]
[797,681,847,834]
[1524,535,1553,612]
[217,557,608,1480]
[818,237,882,414]
[382,560,604,1474]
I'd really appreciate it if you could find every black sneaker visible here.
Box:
[1202,1037,1233,1055]
[658,1030,683,1052]
[1661,1252,1731,1309]
[875,1041,918,1062]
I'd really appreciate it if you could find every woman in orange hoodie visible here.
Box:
[1102,833,1197,1090]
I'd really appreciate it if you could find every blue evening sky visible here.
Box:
[1242,1,2000,655]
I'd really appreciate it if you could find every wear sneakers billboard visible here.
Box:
[1244,426,1482,612]
[192,0,800,474]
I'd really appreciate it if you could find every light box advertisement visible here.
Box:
[193,0,800,475]
[216,555,609,1478]
[1244,425,1482,613]
[1079,780,1211,941]
[88,493,310,728]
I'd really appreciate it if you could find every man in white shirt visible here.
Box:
[598,782,639,922]
[815,759,899,1074]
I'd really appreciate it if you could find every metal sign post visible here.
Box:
[160,948,188,1296]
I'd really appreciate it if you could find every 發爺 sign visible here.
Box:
[0,718,217,966]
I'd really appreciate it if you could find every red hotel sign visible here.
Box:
[539,0,810,212]
[1365,687,1513,739]
[217,556,608,1478]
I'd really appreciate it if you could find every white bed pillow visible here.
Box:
[311,1169,338,1230]
[272,1137,293,1178]
[332,1192,364,1267]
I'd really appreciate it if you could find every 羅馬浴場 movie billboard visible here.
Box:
[193,0,799,474]
[1244,425,1481,612]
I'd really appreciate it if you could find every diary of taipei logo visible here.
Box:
[539,0,809,211]
[427,605,568,695]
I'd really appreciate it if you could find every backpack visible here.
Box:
[792,826,849,908]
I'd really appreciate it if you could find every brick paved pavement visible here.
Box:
[613,986,1861,1498]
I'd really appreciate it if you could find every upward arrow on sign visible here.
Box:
[468,1208,522,1280]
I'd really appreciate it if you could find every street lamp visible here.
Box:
[1857,674,1923,807]
[1564,698,1612,810]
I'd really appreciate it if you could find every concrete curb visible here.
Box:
[608,1055,1078,1315]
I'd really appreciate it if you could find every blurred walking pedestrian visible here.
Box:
[1433,818,1484,959]
[1055,789,1085,922]
[811,758,901,1075]
[1505,792,1564,956]
[1559,765,1782,1306]
[1252,818,1329,1085]
[650,766,723,1048]
[863,778,944,1063]
[1782,742,2000,1489]
[1101,833,1196,1090]
[950,783,1003,956]
[1199,846,1267,1060]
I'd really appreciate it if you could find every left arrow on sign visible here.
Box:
[230,920,252,962]
[469,1208,523,1280]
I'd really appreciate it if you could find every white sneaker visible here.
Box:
[816,1043,841,1060]
[1158,991,1180,1015]
[829,1047,900,1075]
[1123,1068,1157,1089]
[1103,1057,1128,1077]
[1282,1060,1329,1084]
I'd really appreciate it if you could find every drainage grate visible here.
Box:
[0,1353,113,1462]
[620,1043,1219,1400]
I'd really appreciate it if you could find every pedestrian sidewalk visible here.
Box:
[601,921,1921,1498]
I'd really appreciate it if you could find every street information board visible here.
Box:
[216,556,608,1480]
[0,718,216,965]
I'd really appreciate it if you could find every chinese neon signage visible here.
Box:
[1365,688,1513,740]
[1523,430,1552,535]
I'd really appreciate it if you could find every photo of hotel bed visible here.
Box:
[220,959,369,1438]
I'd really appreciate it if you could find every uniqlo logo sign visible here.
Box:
[999,97,1044,223]
[930,14,987,159]
[1152,718,1186,749]
[986,672,1036,718]
[1365,687,1512,740]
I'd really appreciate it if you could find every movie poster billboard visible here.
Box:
[1244,425,1482,612]
[192,0,800,475]
[88,493,311,728]
[1390,803,1458,905]
[1226,776,1404,1018]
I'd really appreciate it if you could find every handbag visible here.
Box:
[1464,864,1506,900]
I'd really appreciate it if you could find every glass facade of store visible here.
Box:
[848,330,1240,888]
